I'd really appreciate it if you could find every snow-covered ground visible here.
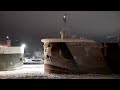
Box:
[0,64,120,79]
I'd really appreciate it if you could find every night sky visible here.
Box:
[0,11,120,53]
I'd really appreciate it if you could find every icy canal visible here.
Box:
[0,64,120,79]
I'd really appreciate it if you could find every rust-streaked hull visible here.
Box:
[41,38,120,74]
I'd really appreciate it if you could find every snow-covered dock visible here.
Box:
[0,64,120,79]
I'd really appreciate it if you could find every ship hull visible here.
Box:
[41,39,115,74]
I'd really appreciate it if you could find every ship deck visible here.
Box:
[41,38,96,43]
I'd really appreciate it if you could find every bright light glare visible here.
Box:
[21,44,26,53]
[21,44,26,48]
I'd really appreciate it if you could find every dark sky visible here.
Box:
[0,11,120,52]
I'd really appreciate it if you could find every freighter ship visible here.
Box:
[41,14,120,74]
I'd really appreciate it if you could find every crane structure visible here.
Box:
[107,35,119,43]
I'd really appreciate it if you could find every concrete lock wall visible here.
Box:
[0,47,24,71]
[0,54,23,70]
[42,41,111,74]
